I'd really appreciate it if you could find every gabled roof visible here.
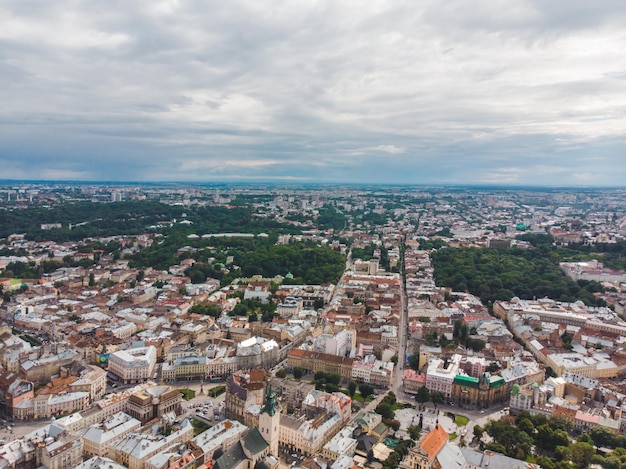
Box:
[214,427,269,469]
[420,424,448,462]
[214,441,248,469]
[243,427,269,455]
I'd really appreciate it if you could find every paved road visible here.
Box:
[392,237,409,397]
[393,400,508,443]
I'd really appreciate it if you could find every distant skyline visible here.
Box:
[1,1,626,186]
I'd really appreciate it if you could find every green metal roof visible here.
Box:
[489,376,505,388]
[453,374,505,389]
[261,386,280,416]
[243,427,270,455]
[454,375,479,388]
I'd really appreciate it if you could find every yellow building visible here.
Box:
[451,373,508,410]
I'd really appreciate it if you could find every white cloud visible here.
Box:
[0,0,625,184]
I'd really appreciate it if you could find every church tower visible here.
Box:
[259,386,281,457]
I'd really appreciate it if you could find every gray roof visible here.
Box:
[214,427,269,469]
[459,448,540,469]
[243,427,269,455]
[215,441,248,469]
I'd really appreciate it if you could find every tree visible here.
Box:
[275,368,287,378]
[88,273,95,287]
[484,420,533,458]
[375,402,394,420]
[430,391,444,409]
[460,323,469,344]
[554,445,570,462]
[536,423,556,451]
[232,303,248,316]
[293,367,303,379]
[325,383,340,393]
[589,426,617,448]
[348,380,357,397]
[485,443,508,455]
[549,415,573,433]
[409,354,421,371]
[408,425,421,440]
[517,418,535,437]
[598,456,620,469]
[359,383,374,399]
[385,419,400,432]
[487,362,500,373]
[453,320,462,339]
[189,303,222,318]
[473,425,483,441]
[569,442,594,469]
[416,385,430,406]
[535,456,555,469]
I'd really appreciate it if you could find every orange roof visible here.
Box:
[420,424,448,462]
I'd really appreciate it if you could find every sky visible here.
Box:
[1,1,626,186]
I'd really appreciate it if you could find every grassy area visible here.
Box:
[208,385,226,397]
[449,432,458,441]
[351,393,373,403]
[393,402,414,411]
[455,415,469,426]
[179,389,196,401]
[190,418,210,436]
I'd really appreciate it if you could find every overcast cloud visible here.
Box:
[1,0,625,185]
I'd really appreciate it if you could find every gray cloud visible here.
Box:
[1,0,625,185]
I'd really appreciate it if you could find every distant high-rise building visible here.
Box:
[111,191,123,202]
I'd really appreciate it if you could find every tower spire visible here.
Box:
[261,385,280,416]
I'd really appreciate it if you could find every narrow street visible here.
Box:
[392,237,409,399]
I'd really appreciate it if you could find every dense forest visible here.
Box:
[431,245,606,306]
[0,200,184,241]
[0,199,350,285]
[281,205,347,232]
[184,242,346,286]
[475,411,626,469]
[0,201,301,242]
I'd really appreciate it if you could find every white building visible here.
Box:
[107,420,194,469]
[315,330,352,357]
[78,412,142,457]
[279,412,343,456]
[192,420,249,464]
[426,356,460,399]
[108,346,157,384]
[322,425,358,460]
[236,337,279,369]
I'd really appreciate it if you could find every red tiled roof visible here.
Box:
[420,425,448,462]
